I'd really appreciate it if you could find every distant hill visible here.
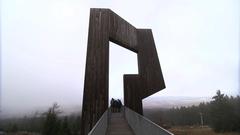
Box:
[143,96,212,109]
[142,96,212,126]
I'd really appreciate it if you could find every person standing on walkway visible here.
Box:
[117,99,122,112]
[110,98,115,112]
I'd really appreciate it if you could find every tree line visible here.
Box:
[0,103,81,135]
[151,90,240,132]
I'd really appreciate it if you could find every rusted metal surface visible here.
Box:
[81,8,165,135]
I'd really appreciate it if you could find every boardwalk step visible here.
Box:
[106,112,134,135]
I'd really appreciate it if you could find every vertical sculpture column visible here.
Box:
[124,75,143,114]
[81,9,110,135]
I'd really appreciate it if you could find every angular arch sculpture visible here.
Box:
[81,8,165,135]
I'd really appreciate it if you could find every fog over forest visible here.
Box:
[1,0,239,120]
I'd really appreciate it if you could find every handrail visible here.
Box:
[124,107,174,135]
[88,109,109,135]
[88,107,174,135]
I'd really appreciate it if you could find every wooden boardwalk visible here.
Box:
[106,112,135,135]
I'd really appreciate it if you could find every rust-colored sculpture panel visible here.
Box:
[81,8,165,135]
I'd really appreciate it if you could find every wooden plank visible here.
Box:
[109,11,138,52]
[137,29,166,99]
[124,75,143,115]
[81,8,110,135]
[107,112,135,135]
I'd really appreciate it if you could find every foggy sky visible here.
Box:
[1,0,239,115]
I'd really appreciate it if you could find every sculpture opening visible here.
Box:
[109,42,138,105]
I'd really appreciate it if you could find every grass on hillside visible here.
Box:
[169,126,240,135]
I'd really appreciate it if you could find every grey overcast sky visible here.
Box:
[1,0,239,114]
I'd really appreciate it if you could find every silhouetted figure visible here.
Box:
[117,99,122,112]
[110,98,118,112]
[110,98,123,113]
[110,98,115,112]
[113,99,118,112]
